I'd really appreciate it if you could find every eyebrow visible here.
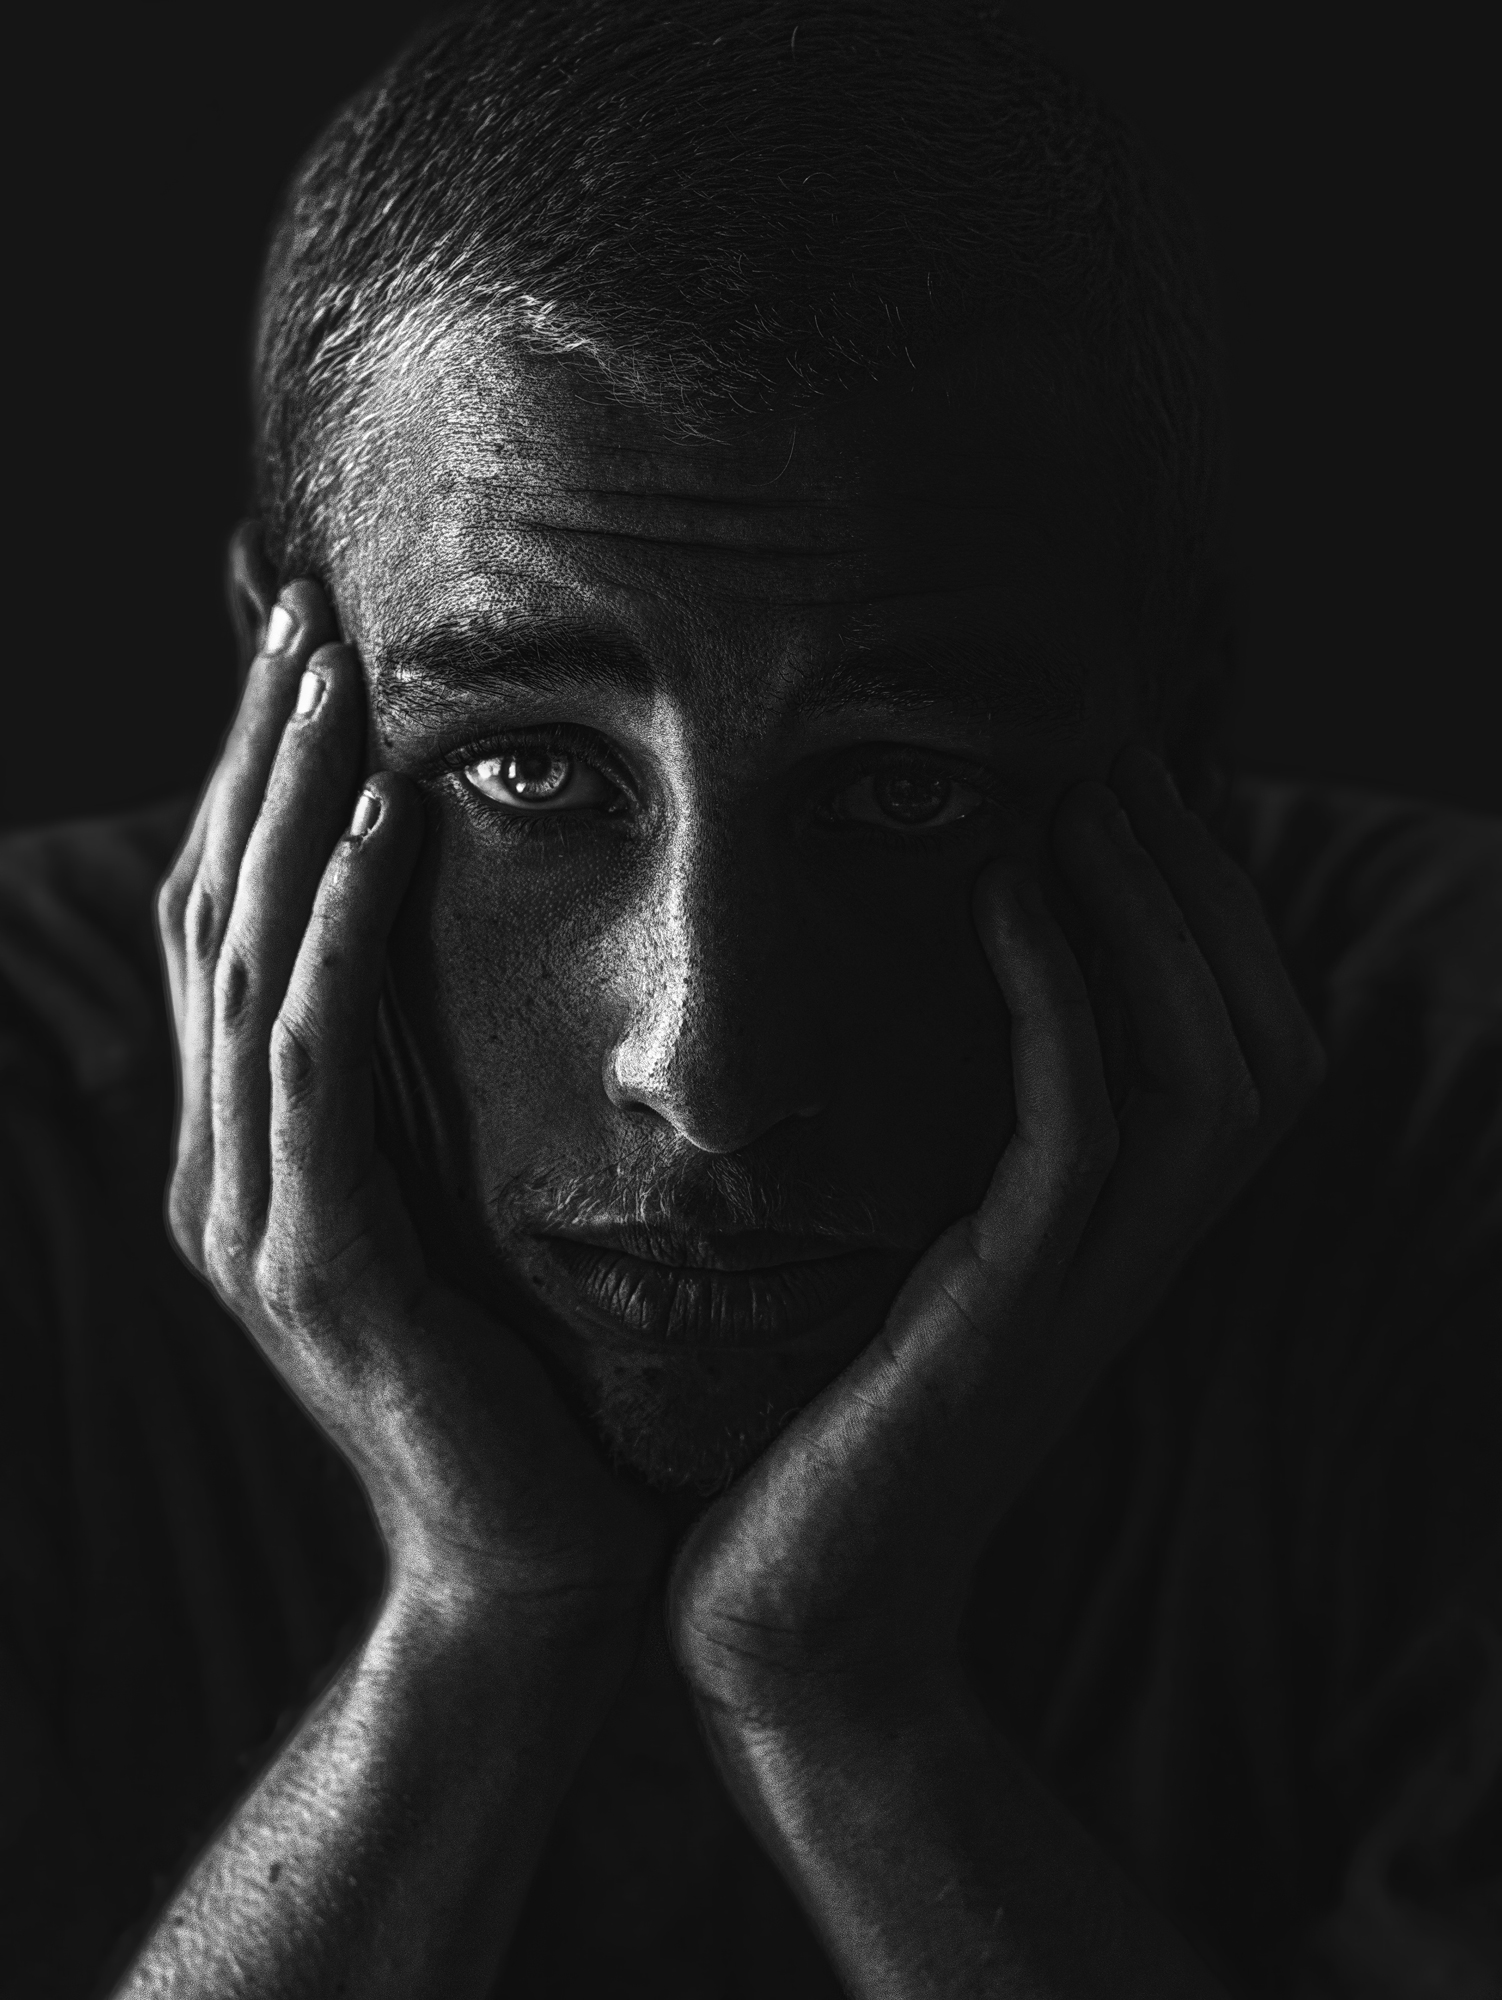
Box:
[374,621,653,725]
[373,615,1088,736]
[800,640,1087,734]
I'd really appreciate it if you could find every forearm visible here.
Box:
[703,1678,1227,2000]
[116,1577,635,2000]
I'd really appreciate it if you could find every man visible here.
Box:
[2,4,1497,1995]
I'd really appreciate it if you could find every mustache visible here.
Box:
[374,980,887,1246]
[494,1147,885,1244]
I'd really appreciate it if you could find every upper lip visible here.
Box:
[539,1222,871,1271]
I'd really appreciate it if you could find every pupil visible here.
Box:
[505,750,571,800]
[874,770,950,824]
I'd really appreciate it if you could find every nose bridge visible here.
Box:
[606,803,825,1151]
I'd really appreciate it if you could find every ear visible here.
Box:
[225,520,279,678]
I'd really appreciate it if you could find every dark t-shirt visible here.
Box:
[1,779,1497,1999]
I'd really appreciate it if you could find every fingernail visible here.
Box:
[349,789,382,841]
[295,669,325,718]
[264,604,298,655]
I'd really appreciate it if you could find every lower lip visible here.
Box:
[532,1237,896,1349]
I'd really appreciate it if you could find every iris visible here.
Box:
[470,750,573,802]
[873,770,951,825]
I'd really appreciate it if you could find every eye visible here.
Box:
[461,747,616,812]
[822,765,987,833]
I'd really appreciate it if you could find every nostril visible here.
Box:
[602,1016,830,1155]
[600,859,833,1151]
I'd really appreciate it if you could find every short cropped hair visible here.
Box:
[254,0,1229,752]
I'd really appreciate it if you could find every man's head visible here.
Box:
[244,0,1229,1490]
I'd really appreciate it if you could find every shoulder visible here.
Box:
[1216,774,1500,1039]
[1210,769,1499,1343]
[1209,786,1502,1993]
[1216,775,1499,1258]
[1206,779,1499,1630]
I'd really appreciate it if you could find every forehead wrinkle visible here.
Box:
[450,475,1036,565]
[368,591,1089,743]
[423,514,1010,614]
[490,518,868,566]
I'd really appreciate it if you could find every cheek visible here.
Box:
[386,810,624,1183]
[389,799,1019,1242]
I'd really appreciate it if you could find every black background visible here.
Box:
[8,2,1494,829]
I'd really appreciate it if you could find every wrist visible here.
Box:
[385,1487,663,1639]
[695,1658,985,1863]
[383,1547,649,1711]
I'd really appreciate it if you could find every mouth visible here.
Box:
[528,1224,902,1350]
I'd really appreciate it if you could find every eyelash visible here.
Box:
[813,749,998,842]
[440,729,1002,841]
[443,725,633,820]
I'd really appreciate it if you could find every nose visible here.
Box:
[603,818,832,1154]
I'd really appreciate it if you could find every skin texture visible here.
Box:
[347,337,1147,1486]
[124,339,1325,1996]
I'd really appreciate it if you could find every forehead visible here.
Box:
[338,328,1134,734]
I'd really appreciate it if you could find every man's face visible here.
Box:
[335,332,1144,1489]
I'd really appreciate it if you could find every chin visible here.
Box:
[479,1222,914,1493]
[594,1369,793,1493]
[424,1159,919,1490]
[573,1341,828,1494]
[510,1291,890,1495]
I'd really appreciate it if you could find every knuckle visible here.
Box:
[213,944,256,1028]
[251,1237,298,1323]
[184,875,226,968]
[253,1225,336,1331]
[201,1210,257,1300]
[270,1011,318,1104]
[155,869,190,943]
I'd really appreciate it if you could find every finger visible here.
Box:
[1110,745,1325,1124]
[158,579,335,1024]
[942,853,1191,1510]
[966,862,1118,1275]
[823,869,1116,1535]
[1052,778,1256,1133]
[159,581,334,1254]
[1044,763,1314,1391]
[267,775,422,1238]
[208,642,367,1238]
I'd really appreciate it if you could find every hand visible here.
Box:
[669,746,1326,1723]
[157,580,663,1638]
